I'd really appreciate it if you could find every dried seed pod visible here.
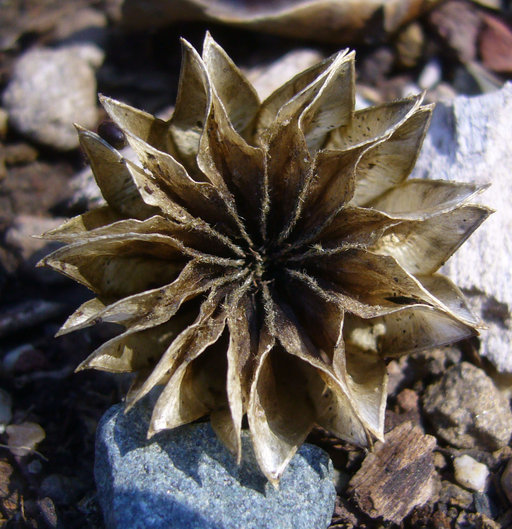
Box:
[40,33,489,485]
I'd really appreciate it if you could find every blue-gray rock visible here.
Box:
[95,401,335,529]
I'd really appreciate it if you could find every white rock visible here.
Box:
[453,455,489,492]
[418,58,442,90]
[412,82,512,373]
[401,82,421,98]
[2,47,98,150]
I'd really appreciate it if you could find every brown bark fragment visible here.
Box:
[348,421,436,523]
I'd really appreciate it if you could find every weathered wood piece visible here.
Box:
[348,421,436,523]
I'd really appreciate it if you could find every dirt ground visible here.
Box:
[1,1,512,528]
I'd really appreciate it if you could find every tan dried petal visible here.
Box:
[350,105,433,206]
[42,34,487,483]
[373,205,492,275]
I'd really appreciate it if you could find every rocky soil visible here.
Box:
[1,1,512,528]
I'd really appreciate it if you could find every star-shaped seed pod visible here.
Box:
[40,34,490,485]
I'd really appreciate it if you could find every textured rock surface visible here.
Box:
[2,47,98,150]
[95,401,336,529]
[412,83,512,373]
[422,362,512,450]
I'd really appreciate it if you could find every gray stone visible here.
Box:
[423,362,512,450]
[2,47,98,150]
[412,83,512,373]
[95,401,336,529]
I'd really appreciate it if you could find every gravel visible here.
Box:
[422,362,512,450]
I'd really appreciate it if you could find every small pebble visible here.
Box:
[37,497,58,528]
[4,215,65,283]
[2,143,38,165]
[428,82,458,102]
[473,490,496,518]
[438,480,474,509]
[418,58,442,90]
[6,422,46,457]
[433,451,447,470]
[401,82,421,98]
[395,22,424,68]
[397,388,418,412]
[3,344,47,374]
[27,459,43,474]
[453,455,489,492]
